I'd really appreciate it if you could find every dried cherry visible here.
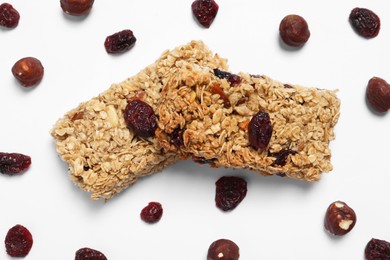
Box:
[365,238,390,260]
[0,3,19,28]
[104,29,136,54]
[215,176,247,211]
[270,149,297,167]
[5,224,33,257]
[140,202,163,223]
[349,7,380,39]
[12,57,44,87]
[191,0,219,28]
[248,111,273,151]
[207,239,240,260]
[213,69,242,86]
[75,247,107,260]
[0,152,31,175]
[60,0,94,16]
[279,14,310,47]
[124,99,157,138]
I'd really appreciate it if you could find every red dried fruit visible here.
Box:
[365,238,390,260]
[75,247,107,260]
[207,239,240,260]
[170,127,184,147]
[5,224,33,257]
[0,152,31,175]
[349,7,380,39]
[140,202,163,223]
[191,0,219,28]
[279,14,310,47]
[215,176,247,211]
[248,111,273,151]
[270,148,297,167]
[12,57,44,87]
[104,29,136,54]
[324,201,356,236]
[60,0,94,16]
[213,69,242,86]
[0,3,20,28]
[124,99,157,138]
[366,77,390,113]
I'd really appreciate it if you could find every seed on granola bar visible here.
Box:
[124,99,157,138]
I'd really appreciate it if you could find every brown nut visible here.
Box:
[366,77,390,113]
[324,201,356,236]
[279,14,310,47]
[11,57,44,87]
[60,0,94,16]
[207,239,239,260]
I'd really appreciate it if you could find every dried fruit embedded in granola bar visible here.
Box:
[169,127,184,147]
[210,83,231,108]
[104,29,136,54]
[4,224,33,257]
[0,152,31,175]
[0,3,19,28]
[140,202,163,223]
[213,68,242,86]
[215,176,247,211]
[270,148,297,167]
[124,99,157,138]
[75,247,107,260]
[191,0,219,28]
[248,111,273,151]
[349,7,380,39]
[365,238,390,260]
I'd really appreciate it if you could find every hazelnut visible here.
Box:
[207,239,239,260]
[60,0,94,16]
[11,57,44,87]
[366,77,390,113]
[279,14,310,47]
[324,201,356,236]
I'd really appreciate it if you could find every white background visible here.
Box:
[1,0,390,259]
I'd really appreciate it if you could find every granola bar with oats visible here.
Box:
[50,41,228,200]
[156,64,340,181]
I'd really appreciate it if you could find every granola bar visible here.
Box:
[50,41,228,200]
[156,63,340,181]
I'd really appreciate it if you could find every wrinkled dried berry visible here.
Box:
[349,7,380,39]
[365,238,390,260]
[213,69,242,86]
[140,202,163,223]
[60,0,94,16]
[366,77,390,113]
[5,224,33,257]
[191,0,219,28]
[324,201,356,236]
[215,176,247,211]
[279,14,310,47]
[104,29,136,54]
[75,247,107,260]
[12,57,44,87]
[207,239,240,260]
[248,111,273,151]
[170,127,184,147]
[124,99,157,138]
[270,149,297,167]
[0,3,19,28]
[0,152,31,175]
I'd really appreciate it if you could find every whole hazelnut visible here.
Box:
[366,77,390,113]
[60,0,94,16]
[11,57,44,87]
[279,14,310,47]
[207,239,239,260]
[324,201,356,236]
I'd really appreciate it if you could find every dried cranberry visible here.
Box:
[170,127,184,146]
[207,239,240,260]
[191,0,219,28]
[270,149,297,167]
[12,57,44,87]
[104,29,136,54]
[60,0,94,16]
[140,202,163,223]
[0,3,20,28]
[213,69,242,86]
[0,152,31,175]
[365,238,390,260]
[5,224,33,257]
[75,247,107,260]
[349,8,380,39]
[124,99,157,138]
[215,176,247,211]
[248,111,273,151]
[279,14,310,47]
